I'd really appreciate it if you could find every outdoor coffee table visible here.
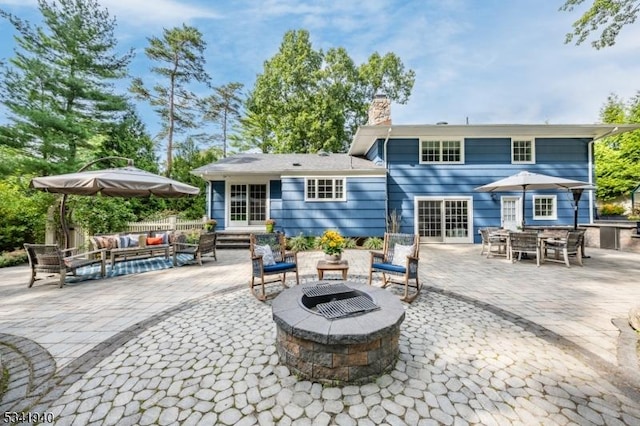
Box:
[316,260,349,280]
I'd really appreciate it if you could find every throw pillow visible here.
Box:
[146,236,164,246]
[254,244,276,266]
[122,234,138,247]
[391,244,414,267]
[118,235,130,249]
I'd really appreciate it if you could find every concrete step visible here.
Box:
[216,232,251,250]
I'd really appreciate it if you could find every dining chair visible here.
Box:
[508,231,540,266]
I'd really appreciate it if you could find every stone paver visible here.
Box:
[0,246,639,424]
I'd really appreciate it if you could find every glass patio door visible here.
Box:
[501,197,521,230]
[229,184,267,227]
[416,198,471,243]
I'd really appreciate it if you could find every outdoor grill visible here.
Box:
[272,281,404,384]
[301,283,380,319]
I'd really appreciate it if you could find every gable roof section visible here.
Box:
[192,153,385,180]
[348,124,640,156]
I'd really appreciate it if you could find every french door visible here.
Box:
[228,183,267,227]
[415,197,473,243]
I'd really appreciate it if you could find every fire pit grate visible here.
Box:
[316,296,380,319]
[302,283,352,298]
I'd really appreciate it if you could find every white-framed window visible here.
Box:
[420,139,464,164]
[532,195,557,220]
[305,177,346,201]
[511,138,535,164]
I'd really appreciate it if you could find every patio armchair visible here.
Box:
[173,232,217,266]
[368,233,421,302]
[542,230,584,267]
[480,227,507,257]
[250,233,299,301]
[508,231,540,266]
[24,243,106,288]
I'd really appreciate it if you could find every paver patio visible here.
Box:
[0,245,639,425]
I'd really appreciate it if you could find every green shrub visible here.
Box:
[0,177,52,251]
[0,249,28,268]
[344,237,358,249]
[600,203,625,215]
[363,237,383,250]
[288,233,311,251]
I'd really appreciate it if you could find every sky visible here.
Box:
[1,0,640,139]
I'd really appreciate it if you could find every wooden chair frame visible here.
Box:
[542,230,584,267]
[173,232,217,266]
[508,231,540,266]
[368,232,421,302]
[250,233,299,301]
[24,243,106,288]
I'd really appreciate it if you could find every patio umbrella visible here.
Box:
[30,158,200,248]
[474,171,593,228]
[30,165,200,197]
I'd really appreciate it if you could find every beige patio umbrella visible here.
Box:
[474,171,593,228]
[30,164,200,197]
[30,158,200,247]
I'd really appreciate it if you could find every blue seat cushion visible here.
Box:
[372,262,406,274]
[264,262,296,273]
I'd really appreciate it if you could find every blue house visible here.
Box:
[193,110,636,244]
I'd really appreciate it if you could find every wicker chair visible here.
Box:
[542,230,584,267]
[249,233,299,301]
[480,227,507,257]
[24,243,106,288]
[508,231,540,266]
[368,233,421,302]
[173,232,217,266]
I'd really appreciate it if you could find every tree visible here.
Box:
[595,93,640,200]
[241,29,415,153]
[561,0,640,49]
[166,137,220,219]
[0,0,133,175]
[200,82,244,158]
[130,24,210,175]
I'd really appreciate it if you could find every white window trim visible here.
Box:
[304,177,347,202]
[532,195,557,220]
[511,137,536,164]
[419,138,465,164]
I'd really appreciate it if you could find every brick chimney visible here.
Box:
[367,94,391,125]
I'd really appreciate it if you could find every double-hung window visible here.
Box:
[512,138,535,164]
[305,177,346,201]
[420,139,464,164]
[533,195,557,220]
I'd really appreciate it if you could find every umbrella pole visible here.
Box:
[60,194,70,249]
[521,187,526,229]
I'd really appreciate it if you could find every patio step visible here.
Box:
[216,232,251,249]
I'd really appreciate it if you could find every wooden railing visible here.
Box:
[126,216,205,232]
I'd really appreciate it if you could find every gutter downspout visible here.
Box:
[588,141,594,224]
[383,127,392,231]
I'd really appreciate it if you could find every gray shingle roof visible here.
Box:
[192,153,384,178]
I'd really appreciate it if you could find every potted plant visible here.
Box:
[319,229,346,263]
[203,219,217,233]
[265,219,276,233]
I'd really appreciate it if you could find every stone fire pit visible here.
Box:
[272,281,405,384]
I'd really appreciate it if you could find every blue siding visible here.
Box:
[280,176,386,237]
[386,137,593,242]
[210,181,225,230]
[365,139,384,163]
[269,180,283,232]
